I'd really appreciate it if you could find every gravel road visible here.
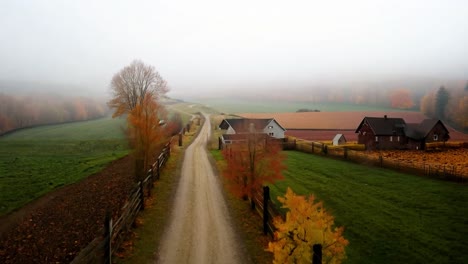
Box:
[157,114,246,264]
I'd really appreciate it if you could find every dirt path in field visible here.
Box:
[157,114,246,264]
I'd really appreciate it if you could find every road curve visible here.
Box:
[157,114,245,264]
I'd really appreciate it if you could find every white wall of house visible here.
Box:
[262,119,285,138]
[226,126,236,135]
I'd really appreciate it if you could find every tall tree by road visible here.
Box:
[108,60,168,117]
[222,124,285,199]
[108,60,168,178]
[435,86,449,119]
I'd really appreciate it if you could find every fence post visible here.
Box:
[263,186,270,235]
[139,181,145,210]
[312,244,322,264]
[312,142,314,153]
[179,132,183,146]
[344,147,348,159]
[104,212,112,264]
[157,158,161,180]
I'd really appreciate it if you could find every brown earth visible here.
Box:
[0,155,136,263]
[366,149,468,177]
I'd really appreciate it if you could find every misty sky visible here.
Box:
[1,0,467,98]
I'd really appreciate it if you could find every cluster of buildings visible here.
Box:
[218,114,451,151]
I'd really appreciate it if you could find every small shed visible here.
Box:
[332,134,347,146]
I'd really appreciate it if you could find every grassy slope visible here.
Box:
[269,151,468,264]
[0,117,129,215]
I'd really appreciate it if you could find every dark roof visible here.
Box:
[406,119,449,139]
[355,116,406,136]
[219,118,284,133]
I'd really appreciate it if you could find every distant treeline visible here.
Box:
[420,85,468,132]
[0,93,108,135]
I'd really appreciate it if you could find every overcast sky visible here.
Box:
[1,0,467,98]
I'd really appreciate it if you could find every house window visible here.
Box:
[397,136,400,142]
[269,132,274,136]
[268,126,274,129]
[375,136,378,142]
[390,136,393,142]
[433,134,438,141]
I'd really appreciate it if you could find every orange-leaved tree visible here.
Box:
[108,60,168,179]
[222,127,285,199]
[267,187,348,264]
[127,92,165,175]
[389,89,414,109]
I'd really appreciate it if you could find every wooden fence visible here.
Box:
[285,138,467,183]
[71,140,172,264]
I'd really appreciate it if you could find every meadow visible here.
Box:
[0,117,129,215]
[269,151,468,264]
[193,98,408,114]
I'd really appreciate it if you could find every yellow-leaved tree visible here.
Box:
[267,188,348,264]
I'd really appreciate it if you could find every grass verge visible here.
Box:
[270,151,468,264]
[210,149,274,264]
[115,122,201,263]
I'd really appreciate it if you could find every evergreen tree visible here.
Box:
[435,86,449,119]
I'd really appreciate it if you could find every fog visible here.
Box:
[1,0,467,99]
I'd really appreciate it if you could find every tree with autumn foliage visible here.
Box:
[222,128,285,199]
[107,60,168,178]
[268,188,348,264]
[108,60,168,117]
[127,93,165,175]
[389,89,414,109]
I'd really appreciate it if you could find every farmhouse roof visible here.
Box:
[219,118,285,133]
[405,119,449,140]
[355,116,406,136]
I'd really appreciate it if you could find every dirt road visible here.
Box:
[157,114,246,264]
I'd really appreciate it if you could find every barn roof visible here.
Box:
[405,119,449,139]
[219,118,285,133]
[355,116,406,136]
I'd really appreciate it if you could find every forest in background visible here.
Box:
[1,78,467,135]
[0,93,108,135]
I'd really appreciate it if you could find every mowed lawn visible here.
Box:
[0,117,129,216]
[270,151,468,264]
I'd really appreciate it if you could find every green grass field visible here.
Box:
[0,117,130,216]
[192,98,408,114]
[269,151,467,264]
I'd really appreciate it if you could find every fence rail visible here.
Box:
[71,140,172,264]
[284,137,467,183]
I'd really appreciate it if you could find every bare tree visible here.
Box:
[108,60,168,117]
